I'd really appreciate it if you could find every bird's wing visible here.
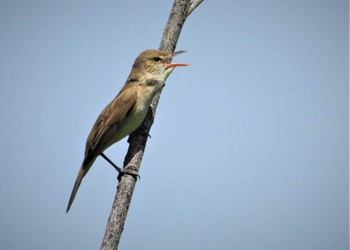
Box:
[67,87,139,212]
[83,86,138,164]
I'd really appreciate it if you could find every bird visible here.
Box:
[66,49,189,212]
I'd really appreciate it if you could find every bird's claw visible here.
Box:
[100,153,140,180]
[117,168,141,181]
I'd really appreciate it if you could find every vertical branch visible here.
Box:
[100,1,203,249]
[159,0,190,52]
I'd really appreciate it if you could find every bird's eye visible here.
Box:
[152,57,162,62]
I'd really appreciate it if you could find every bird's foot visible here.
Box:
[100,153,140,180]
[117,167,140,181]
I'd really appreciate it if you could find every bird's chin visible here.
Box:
[164,67,175,79]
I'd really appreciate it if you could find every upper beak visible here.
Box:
[173,50,187,57]
[164,50,191,68]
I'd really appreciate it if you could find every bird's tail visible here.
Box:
[66,159,94,213]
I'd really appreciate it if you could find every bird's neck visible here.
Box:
[127,70,166,84]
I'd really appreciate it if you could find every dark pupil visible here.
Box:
[153,57,162,62]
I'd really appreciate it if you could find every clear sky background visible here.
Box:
[0,1,348,250]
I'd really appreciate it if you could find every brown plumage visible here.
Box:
[66,49,189,212]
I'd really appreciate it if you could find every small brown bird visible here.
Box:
[66,49,189,212]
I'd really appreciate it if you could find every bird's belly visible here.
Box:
[123,105,148,133]
[110,101,149,145]
[105,87,157,149]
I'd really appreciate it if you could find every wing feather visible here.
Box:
[83,86,138,165]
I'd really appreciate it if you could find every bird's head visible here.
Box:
[131,49,190,81]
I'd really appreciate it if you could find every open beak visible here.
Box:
[164,50,190,69]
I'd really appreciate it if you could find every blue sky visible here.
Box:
[0,1,348,250]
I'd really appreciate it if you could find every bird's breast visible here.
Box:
[112,86,159,143]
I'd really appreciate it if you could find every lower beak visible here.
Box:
[164,63,191,68]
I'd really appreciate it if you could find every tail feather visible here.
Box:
[66,159,94,213]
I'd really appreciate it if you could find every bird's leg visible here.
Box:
[100,153,122,172]
[100,153,140,180]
